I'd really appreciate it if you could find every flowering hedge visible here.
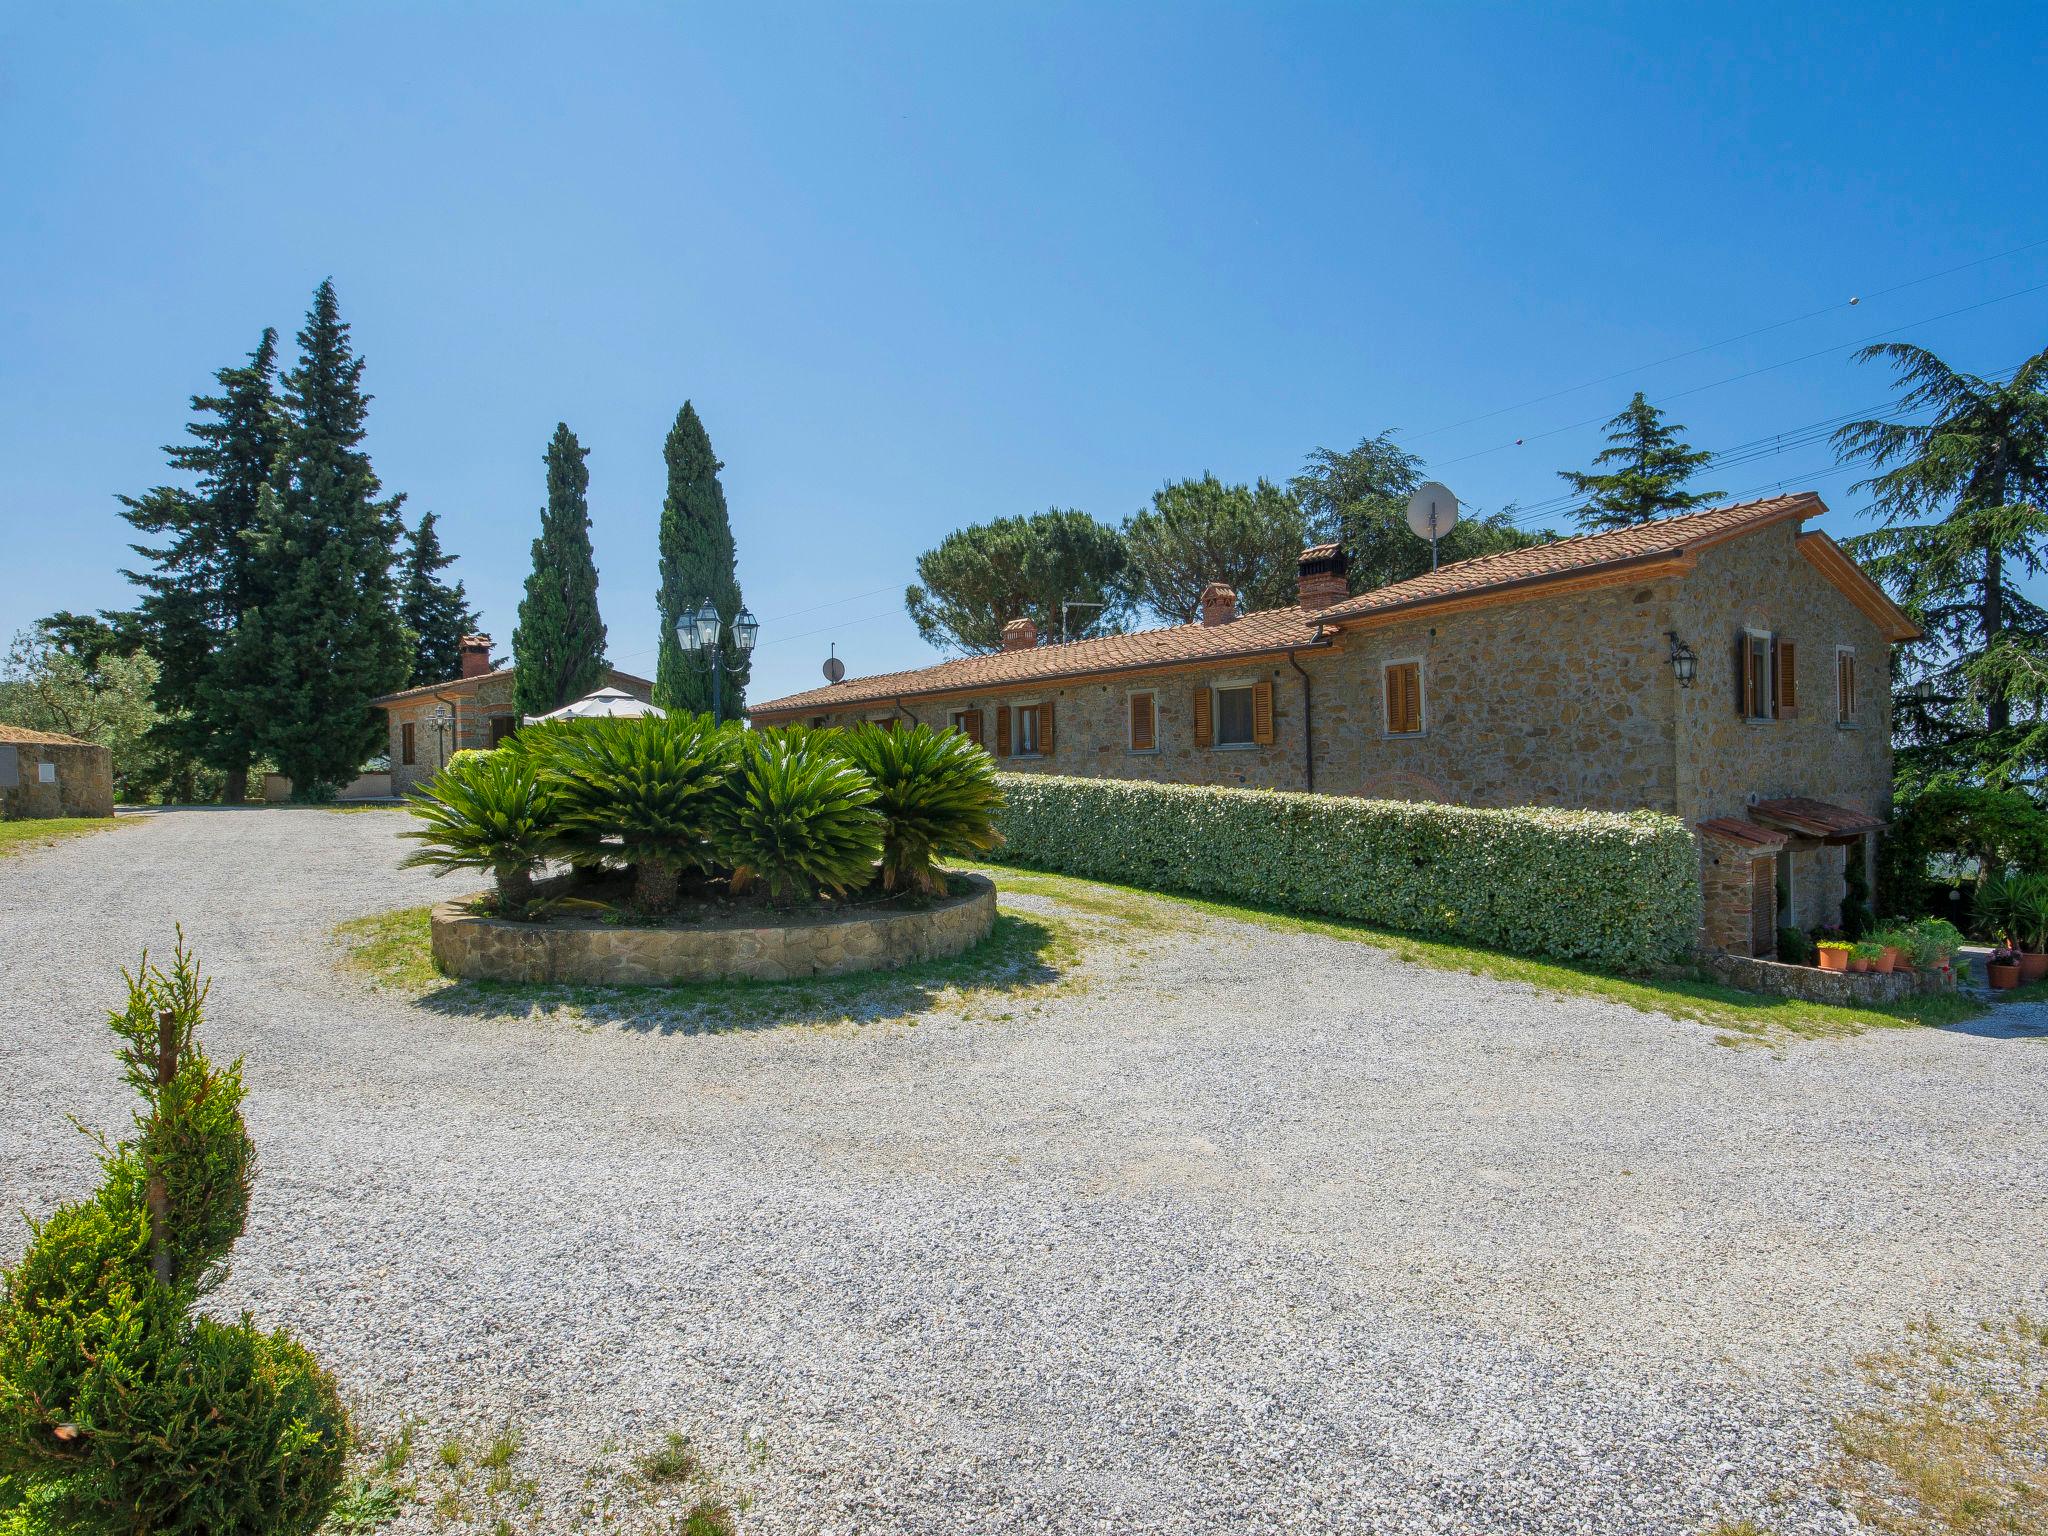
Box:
[987,774,1700,969]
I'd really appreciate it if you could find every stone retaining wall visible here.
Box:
[1706,951,1956,1005]
[431,874,997,985]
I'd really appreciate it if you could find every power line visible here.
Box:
[1441,278,2048,473]
[1406,234,2048,444]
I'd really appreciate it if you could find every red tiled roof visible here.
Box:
[1697,816,1789,850]
[1748,797,1886,840]
[750,607,1329,716]
[750,491,1902,717]
[1310,493,1823,627]
[370,666,653,708]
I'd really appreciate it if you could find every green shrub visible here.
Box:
[1907,916,1964,968]
[0,939,347,1536]
[713,733,883,905]
[400,749,561,911]
[547,715,735,910]
[1777,925,1816,965]
[837,724,1003,895]
[985,774,1700,968]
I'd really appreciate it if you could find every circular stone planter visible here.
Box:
[430,874,997,986]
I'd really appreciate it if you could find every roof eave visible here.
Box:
[1314,549,1698,634]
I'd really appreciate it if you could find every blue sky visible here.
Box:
[3,2,2044,707]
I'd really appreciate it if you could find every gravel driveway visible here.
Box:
[4,808,2046,1535]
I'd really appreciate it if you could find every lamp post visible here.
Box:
[426,702,455,770]
[675,599,759,720]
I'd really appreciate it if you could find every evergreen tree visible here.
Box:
[1558,392,1722,531]
[1121,475,1306,622]
[905,509,1129,653]
[398,510,479,683]
[652,402,748,718]
[228,281,410,800]
[1293,431,1549,592]
[1834,342,2048,789]
[512,423,608,716]
[118,329,284,804]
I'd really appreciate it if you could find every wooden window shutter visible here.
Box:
[1130,693,1155,751]
[1839,651,1856,719]
[1192,687,1213,748]
[996,704,1011,757]
[401,721,416,766]
[1039,699,1055,755]
[1774,639,1797,718]
[1252,680,1275,744]
[1736,635,1752,718]
[1385,663,1421,734]
[959,709,983,745]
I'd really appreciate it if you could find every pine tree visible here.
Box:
[1835,342,2048,789]
[653,402,747,718]
[512,423,609,716]
[228,280,411,800]
[398,510,479,683]
[119,329,284,804]
[1558,393,1722,531]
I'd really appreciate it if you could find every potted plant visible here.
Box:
[2012,873,2048,982]
[1849,939,1884,975]
[1815,940,1851,973]
[1871,923,1911,973]
[1987,942,2023,990]
[1910,917,1963,979]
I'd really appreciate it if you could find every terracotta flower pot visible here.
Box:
[1989,962,2021,990]
[1873,948,1897,974]
[1817,948,1849,972]
[2021,951,2048,983]
[1849,956,1871,974]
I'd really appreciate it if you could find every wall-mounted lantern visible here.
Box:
[1666,631,1698,688]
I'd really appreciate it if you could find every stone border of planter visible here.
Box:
[1706,950,1957,1005]
[430,873,997,986]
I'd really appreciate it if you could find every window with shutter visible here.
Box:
[1837,647,1856,722]
[1013,704,1040,755]
[1128,692,1156,751]
[1039,700,1055,755]
[1384,660,1423,736]
[951,708,984,745]
[401,721,416,766]
[1192,687,1213,748]
[1214,686,1256,745]
[1740,632,1774,721]
[996,705,1012,756]
[1774,639,1798,718]
[1252,680,1274,745]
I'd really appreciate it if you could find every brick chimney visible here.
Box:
[1000,616,1039,652]
[1198,582,1238,627]
[1297,543,1351,610]
[458,634,494,678]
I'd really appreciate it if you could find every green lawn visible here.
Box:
[0,816,125,859]
[964,861,1985,1046]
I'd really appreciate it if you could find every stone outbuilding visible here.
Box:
[0,725,115,820]
[369,635,655,798]
[749,493,1920,957]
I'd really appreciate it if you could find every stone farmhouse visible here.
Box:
[749,493,1920,956]
[371,635,653,796]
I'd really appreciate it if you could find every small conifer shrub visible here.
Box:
[0,937,348,1536]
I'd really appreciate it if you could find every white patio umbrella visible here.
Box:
[524,687,666,724]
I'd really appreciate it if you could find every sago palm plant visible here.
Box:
[713,732,883,905]
[838,723,1003,894]
[547,714,734,910]
[398,749,561,910]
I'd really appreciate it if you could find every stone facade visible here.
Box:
[430,875,997,985]
[0,734,114,820]
[380,668,653,797]
[788,518,1901,959]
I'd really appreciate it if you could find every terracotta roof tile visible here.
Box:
[1748,796,1886,839]
[1697,816,1789,849]
[751,608,1327,716]
[1310,493,1823,626]
[750,492,1865,717]
[370,666,652,708]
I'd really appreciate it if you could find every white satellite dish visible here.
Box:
[1404,481,1460,570]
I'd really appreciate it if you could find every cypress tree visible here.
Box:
[512,423,609,716]
[652,402,747,718]
[398,510,479,683]
[119,329,284,804]
[229,280,410,800]
[1558,393,1722,531]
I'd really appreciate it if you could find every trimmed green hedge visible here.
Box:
[986,774,1700,969]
